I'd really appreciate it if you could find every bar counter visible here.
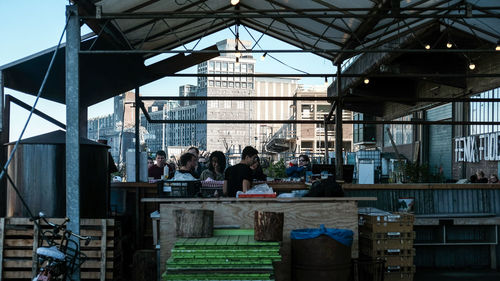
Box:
[142,197,375,281]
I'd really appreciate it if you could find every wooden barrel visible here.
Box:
[174,209,214,238]
[292,235,351,281]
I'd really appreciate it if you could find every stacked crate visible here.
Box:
[163,229,281,281]
[358,208,415,281]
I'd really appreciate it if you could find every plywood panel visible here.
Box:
[160,200,359,281]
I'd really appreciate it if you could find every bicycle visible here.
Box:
[32,212,92,281]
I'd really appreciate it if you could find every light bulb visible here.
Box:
[324,77,328,86]
[235,57,240,66]
[364,78,370,84]
[496,40,500,51]
[469,62,476,70]
[231,0,240,6]
[446,42,453,48]
[235,51,241,58]
[261,52,267,61]
[425,44,430,50]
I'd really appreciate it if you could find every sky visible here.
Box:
[0,0,337,141]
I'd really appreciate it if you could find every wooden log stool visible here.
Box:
[254,211,284,241]
[174,209,214,238]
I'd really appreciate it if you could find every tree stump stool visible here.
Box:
[254,211,284,241]
[174,209,214,238]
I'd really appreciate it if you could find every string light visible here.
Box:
[364,78,370,84]
[446,42,453,48]
[468,61,476,70]
[261,52,267,61]
[424,44,430,50]
[496,40,500,51]
[235,57,240,66]
[230,0,240,6]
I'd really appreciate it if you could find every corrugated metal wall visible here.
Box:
[346,188,500,214]
[427,104,453,180]
[346,188,500,268]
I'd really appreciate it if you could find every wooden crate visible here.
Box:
[359,212,414,233]
[359,232,415,252]
[384,266,415,281]
[0,217,114,281]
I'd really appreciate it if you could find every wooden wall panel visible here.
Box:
[159,200,359,281]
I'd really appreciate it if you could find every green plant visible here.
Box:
[399,162,445,183]
[264,159,287,179]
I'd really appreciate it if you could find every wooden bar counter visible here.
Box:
[142,197,375,281]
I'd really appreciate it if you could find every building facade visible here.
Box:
[88,91,142,165]
[266,85,353,161]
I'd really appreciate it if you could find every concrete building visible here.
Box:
[159,39,257,153]
[88,91,143,165]
[254,77,300,153]
[141,100,179,153]
[266,85,353,161]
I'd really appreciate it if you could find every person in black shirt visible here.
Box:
[250,156,267,181]
[223,146,259,197]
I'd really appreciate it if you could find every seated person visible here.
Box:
[171,153,198,181]
[148,150,175,179]
[286,154,311,178]
[200,151,226,181]
[147,157,154,169]
[476,170,488,183]
[489,174,499,183]
[223,146,258,197]
[250,156,267,181]
[187,146,202,178]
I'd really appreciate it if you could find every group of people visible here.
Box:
[147,146,266,197]
[470,170,499,183]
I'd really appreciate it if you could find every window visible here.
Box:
[301,104,314,119]
[228,63,234,72]
[470,88,500,135]
[248,64,254,72]
[241,64,247,72]
[317,105,330,114]
[215,81,221,87]
[209,61,215,70]
[235,82,240,88]
[215,62,221,70]
[222,62,228,71]
[209,80,214,86]
[224,100,232,108]
[237,101,244,109]
[248,83,253,89]
[229,82,234,87]
[242,83,247,88]
[222,81,227,87]
[301,141,313,149]
[384,114,413,147]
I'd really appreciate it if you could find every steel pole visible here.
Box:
[335,63,343,180]
[134,88,141,249]
[0,71,5,217]
[65,5,81,281]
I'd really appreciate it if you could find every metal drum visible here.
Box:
[5,130,110,218]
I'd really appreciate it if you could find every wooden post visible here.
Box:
[254,211,284,241]
[0,218,5,280]
[32,219,39,278]
[174,209,214,238]
[100,219,107,281]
